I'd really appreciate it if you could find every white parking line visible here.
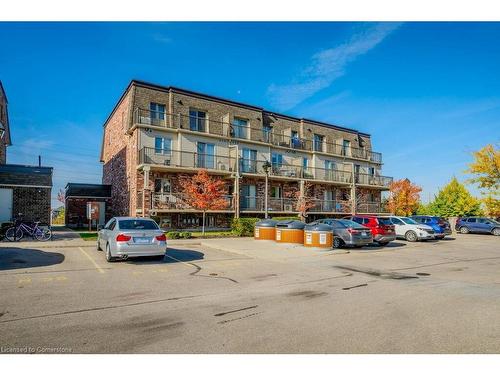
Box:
[78,247,105,274]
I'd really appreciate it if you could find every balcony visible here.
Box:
[356,202,390,214]
[151,192,234,211]
[239,196,298,212]
[139,147,236,172]
[355,173,393,188]
[134,108,383,163]
[309,199,352,213]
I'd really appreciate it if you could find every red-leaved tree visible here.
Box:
[180,170,229,234]
[284,182,316,221]
[388,178,422,216]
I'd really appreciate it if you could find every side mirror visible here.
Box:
[97,224,104,231]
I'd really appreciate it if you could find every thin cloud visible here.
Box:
[267,23,402,111]
[152,33,172,44]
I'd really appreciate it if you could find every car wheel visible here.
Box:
[492,228,500,236]
[405,231,418,242]
[460,226,470,234]
[378,242,389,247]
[332,237,343,249]
[105,243,115,262]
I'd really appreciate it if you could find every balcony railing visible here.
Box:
[151,193,234,211]
[134,108,383,163]
[309,199,352,213]
[139,147,236,172]
[357,202,390,214]
[239,196,298,212]
[355,173,393,187]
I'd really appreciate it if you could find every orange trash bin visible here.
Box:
[275,220,306,244]
[254,219,278,240]
[304,223,334,248]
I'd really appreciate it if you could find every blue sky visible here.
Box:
[1,22,499,207]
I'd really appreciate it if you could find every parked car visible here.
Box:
[342,215,396,246]
[410,215,452,239]
[315,218,373,248]
[455,217,500,236]
[97,217,167,262]
[382,216,435,242]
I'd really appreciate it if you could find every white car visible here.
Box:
[383,216,435,242]
[97,217,167,262]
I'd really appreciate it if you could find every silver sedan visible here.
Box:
[97,217,167,262]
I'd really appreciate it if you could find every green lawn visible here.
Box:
[78,232,98,241]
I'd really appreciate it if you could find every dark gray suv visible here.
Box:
[315,218,373,248]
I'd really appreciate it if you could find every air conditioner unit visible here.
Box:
[164,159,171,166]
[284,204,293,211]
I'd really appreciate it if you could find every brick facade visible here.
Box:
[11,186,51,223]
[101,80,391,229]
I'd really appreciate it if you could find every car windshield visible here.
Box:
[401,217,418,225]
[377,217,392,225]
[118,219,159,230]
[337,219,365,229]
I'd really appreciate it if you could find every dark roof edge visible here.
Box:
[65,183,112,188]
[0,163,53,172]
[302,118,371,137]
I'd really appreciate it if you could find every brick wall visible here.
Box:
[12,186,51,223]
[101,87,135,216]
[65,197,112,228]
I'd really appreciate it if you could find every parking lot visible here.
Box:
[1,232,500,353]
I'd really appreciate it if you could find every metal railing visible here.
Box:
[309,199,352,213]
[151,192,234,211]
[239,197,298,212]
[133,108,383,163]
[355,173,393,187]
[356,202,390,214]
[139,147,236,172]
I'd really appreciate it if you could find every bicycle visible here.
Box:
[5,218,52,242]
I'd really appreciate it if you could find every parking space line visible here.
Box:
[78,247,105,274]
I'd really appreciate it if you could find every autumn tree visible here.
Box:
[180,170,229,235]
[57,188,65,204]
[466,144,500,191]
[482,194,500,218]
[427,177,482,217]
[388,178,422,216]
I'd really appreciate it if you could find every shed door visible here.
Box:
[0,188,13,221]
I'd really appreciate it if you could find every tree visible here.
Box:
[427,177,482,217]
[282,182,316,221]
[482,194,500,218]
[57,188,65,204]
[466,144,500,191]
[180,170,229,235]
[387,178,422,216]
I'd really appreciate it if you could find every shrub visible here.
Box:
[231,218,259,237]
[167,231,181,239]
[181,232,192,239]
[271,216,299,221]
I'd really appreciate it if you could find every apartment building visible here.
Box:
[100,80,393,230]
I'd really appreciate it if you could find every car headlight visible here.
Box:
[417,226,428,231]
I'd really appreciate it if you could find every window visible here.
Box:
[313,134,324,152]
[104,218,115,230]
[241,185,257,209]
[271,152,284,173]
[302,157,309,169]
[262,125,272,142]
[325,160,336,181]
[150,103,166,125]
[291,130,301,148]
[467,218,477,223]
[189,109,206,132]
[369,167,375,176]
[242,148,257,173]
[354,164,361,183]
[118,219,159,230]
[154,137,172,155]
[391,218,405,225]
[232,117,248,139]
[154,179,171,194]
[271,186,282,198]
[197,142,215,169]
[342,140,351,156]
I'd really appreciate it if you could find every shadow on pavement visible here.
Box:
[0,247,65,271]
[127,248,205,265]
